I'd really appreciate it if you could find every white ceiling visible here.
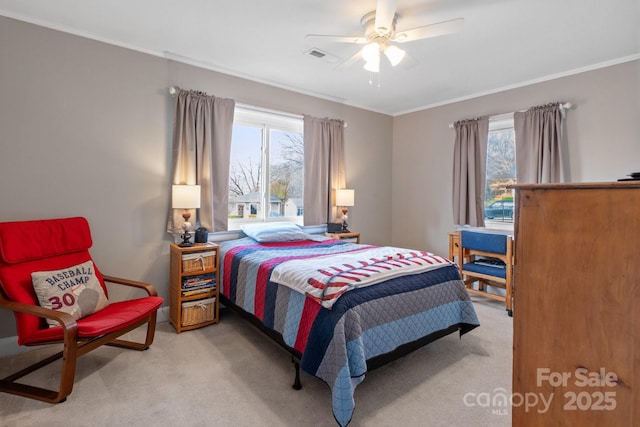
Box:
[1,0,638,115]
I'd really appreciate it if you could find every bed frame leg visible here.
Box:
[291,356,302,390]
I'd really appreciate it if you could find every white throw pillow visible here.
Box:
[241,222,310,242]
[32,260,109,327]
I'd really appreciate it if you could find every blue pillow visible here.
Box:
[241,222,310,243]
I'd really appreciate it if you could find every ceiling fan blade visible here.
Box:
[305,34,368,44]
[334,49,363,71]
[393,18,464,43]
[374,0,398,34]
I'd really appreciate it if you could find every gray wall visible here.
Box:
[2,16,639,341]
[391,60,640,256]
[0,17,392,339]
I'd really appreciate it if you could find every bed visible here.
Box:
[219,232,479,426]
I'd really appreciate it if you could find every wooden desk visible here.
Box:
[448,231,464,268]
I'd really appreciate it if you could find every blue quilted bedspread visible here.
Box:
[220,237,480,426]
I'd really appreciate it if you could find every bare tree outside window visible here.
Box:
[270,132,303,215]
[229,158,262,197]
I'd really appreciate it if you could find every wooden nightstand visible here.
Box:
[325,231,360,244]
[169,243,220,333]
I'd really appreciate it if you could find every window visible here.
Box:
[228,106,304,229]
[485,115,516,228]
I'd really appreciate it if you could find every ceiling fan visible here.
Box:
[305,0,463,73]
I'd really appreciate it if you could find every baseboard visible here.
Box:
[0,307,171,358]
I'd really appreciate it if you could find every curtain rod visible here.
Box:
[236,103,303,121]
[448,102,573,129]
[236,103,348,128]
[169,86,347,127]
[169,86,301,119]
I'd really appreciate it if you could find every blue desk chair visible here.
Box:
[460,230,514,316]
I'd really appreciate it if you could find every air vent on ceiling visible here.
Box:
[308,49,326,58]
[305,48,341,65]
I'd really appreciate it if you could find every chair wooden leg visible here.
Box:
[0,339,77,403]
[506,280,514,316]
[108,312,157,351]
[1,313,157,403]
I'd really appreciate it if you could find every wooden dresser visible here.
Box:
[512,182,638,426]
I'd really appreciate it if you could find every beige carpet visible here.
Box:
[1,297,512,427]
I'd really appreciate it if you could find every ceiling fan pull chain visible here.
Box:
[368,71,382,88]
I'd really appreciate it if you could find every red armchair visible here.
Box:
[0,217,163,403]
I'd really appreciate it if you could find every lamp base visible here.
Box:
[340,207,350,233]
[179,231,194,247]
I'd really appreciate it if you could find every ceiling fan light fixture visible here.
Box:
[305,3,464,81]
[384,44,405,66]
[362,42,380,63]
[364,59,380,73]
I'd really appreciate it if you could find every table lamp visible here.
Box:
[172,184,201,247]
[335,189,355,233]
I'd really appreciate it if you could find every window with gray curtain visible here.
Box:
[168,96,346,232]
[303,115,346,226]
[167,89,235,233]
[453,102,568,227]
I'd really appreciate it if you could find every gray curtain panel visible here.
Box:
[514,103,565,184]
[303,115,346,226]
[167,89,235,233]
[452,118,489,226]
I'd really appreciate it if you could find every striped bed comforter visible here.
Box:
[220,237,480,426]
[270,245,453,309]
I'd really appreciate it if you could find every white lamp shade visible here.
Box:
[384,45,406,66]
[364,59,380,73]
[362,42,380,73]
[362,42,380,63]
[172,185,201,209]
[335,189,355,207]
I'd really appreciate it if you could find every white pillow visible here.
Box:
[241,222,310,243]
[32,260,110,327]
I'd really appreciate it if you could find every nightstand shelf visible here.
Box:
[169,243,220,333]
